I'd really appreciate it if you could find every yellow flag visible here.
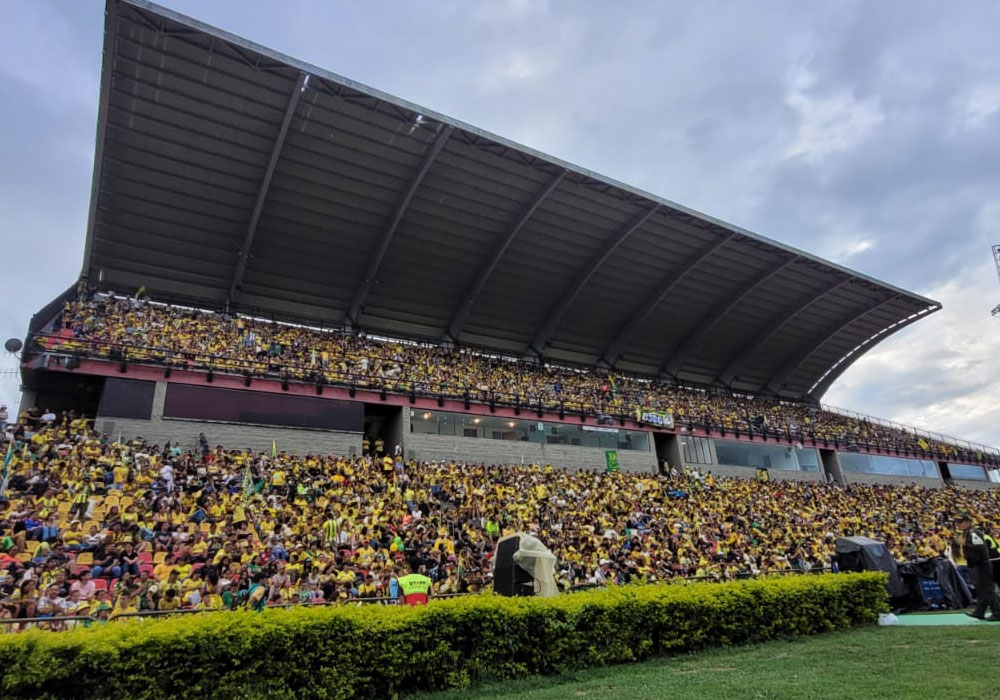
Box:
[917,438,930,451]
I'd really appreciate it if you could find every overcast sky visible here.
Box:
[1,0,998,447]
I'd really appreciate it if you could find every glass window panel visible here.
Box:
[410,410,650,450]
[409,409,438,434]
[715,440,800,470]
[840,452,939,478]
[795,447,821,472]
[948,463,987,480]
[679,437,713,465]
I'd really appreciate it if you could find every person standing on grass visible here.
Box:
[955,513,1000,621]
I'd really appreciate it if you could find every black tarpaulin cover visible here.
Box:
[835,536,908,598]
[898,557,973,610]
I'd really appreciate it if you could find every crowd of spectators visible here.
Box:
[2,410,999,632]
[39,292,993,464]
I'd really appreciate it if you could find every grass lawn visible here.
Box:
[413,625,1000,700]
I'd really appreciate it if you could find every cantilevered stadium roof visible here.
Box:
[80,0,940,399]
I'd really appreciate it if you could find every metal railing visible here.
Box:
[821,403,999,456]
[37,293,1000,456]
[27,329,1000,466]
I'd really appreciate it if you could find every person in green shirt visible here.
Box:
[397,561,432,606]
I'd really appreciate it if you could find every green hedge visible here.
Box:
[0,573,887,700]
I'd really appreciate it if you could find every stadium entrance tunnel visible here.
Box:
[364,403,403,456]
[654,432,681,473]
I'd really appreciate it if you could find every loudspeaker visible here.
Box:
[492,536,534,597]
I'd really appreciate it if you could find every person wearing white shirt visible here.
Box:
[160,463,175,493]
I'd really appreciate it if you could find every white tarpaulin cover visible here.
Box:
[508,532,558,598]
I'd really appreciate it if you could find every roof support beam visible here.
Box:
[527,203,659,356]
[807,304,939,399]
[600,233,733,367]
[445,169,566,341]
[662,256,797,376]
[717,278,850,387]
[765,295,901,394]
[346,125,453,325]
[228,70,308,304]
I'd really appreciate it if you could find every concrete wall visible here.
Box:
[949,479,999,491]
[842,471,945,488]
[96,380,361,457]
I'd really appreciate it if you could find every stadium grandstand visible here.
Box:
[2,0,1000,637]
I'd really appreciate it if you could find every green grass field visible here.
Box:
[414,625,1000,700]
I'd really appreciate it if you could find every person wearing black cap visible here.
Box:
[955,513,1000,620]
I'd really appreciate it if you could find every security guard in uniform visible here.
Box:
[955,513,1000,620]
[397,562,433,606]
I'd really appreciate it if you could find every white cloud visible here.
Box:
[824,237,875,262]
[825,262,1000,448]
[783,69,885,162]
[956,85,1000,131]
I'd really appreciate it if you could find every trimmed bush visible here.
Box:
[0,573,887,700]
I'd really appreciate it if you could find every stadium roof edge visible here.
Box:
[79,0,942,399]
[92,0,940,310]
